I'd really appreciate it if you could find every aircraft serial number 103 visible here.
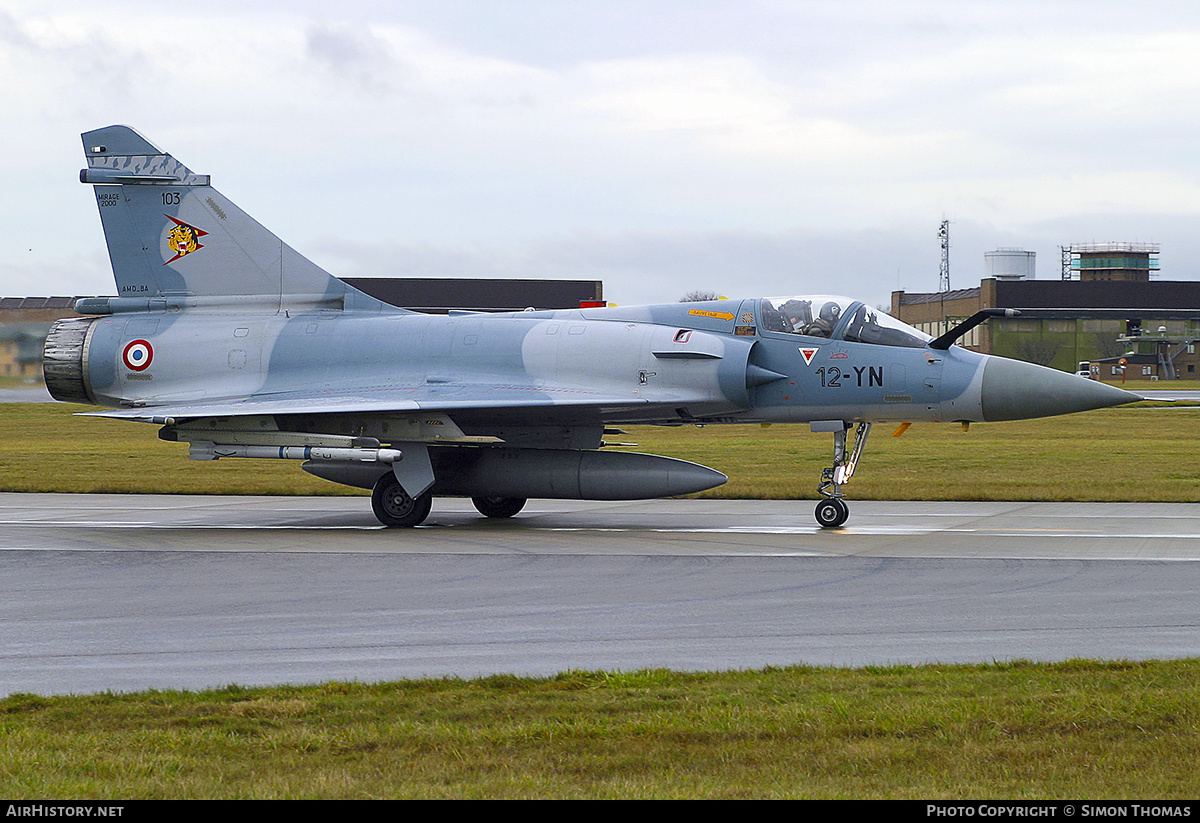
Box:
[43,126,1137,529]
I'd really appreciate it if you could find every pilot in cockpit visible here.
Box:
[778,299,812,332]
[800,301,841,338]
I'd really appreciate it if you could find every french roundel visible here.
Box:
[122,339,154,371]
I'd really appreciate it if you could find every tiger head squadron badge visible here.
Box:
[164,215,208,264]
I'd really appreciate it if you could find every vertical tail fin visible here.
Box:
[80,125,396,313]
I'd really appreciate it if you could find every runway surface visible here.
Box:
[1139,390,1200,402]
[2,493,1199,696]
[0,386,53,403]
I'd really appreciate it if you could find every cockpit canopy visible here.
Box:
[760,296,931,348]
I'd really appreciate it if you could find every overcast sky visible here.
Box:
[4,0,1200,308]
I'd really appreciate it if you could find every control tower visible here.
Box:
[1063,242,1159,281]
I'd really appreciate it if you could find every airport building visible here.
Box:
[893,244,1200,377]
[341,278,604,313]
[0,297,76,380]
[1066,242,1159,281]
[0,324,47,378]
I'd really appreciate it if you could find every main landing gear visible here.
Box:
[472,496,527,519]
[371,475,529,527]
[814,421,871,529]
[372,473,433,528]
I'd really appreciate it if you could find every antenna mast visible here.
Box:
[938,219,951,292]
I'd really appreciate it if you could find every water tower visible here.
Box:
[985,248,1036,281]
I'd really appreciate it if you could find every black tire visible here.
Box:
[372,474,433,527]
[814,498,849,529]
[472,496,527,519]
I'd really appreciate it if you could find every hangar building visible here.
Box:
[893,244,1200,376]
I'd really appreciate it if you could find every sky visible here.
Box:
[3,0,1200,308]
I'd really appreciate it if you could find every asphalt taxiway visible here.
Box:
[2,493,1199,696]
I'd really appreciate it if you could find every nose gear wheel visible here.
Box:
[814,421,871,529]
[815,497,850,528]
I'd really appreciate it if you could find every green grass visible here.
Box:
[4,401,1199,501]
[641,405,1200,501]
[2,661,1198,799]
[0,403,359,496]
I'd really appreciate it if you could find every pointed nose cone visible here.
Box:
[981,356,1140,422]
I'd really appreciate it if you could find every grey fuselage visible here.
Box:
[55,295,995,437]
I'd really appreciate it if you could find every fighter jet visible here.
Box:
[43,125,1139,529]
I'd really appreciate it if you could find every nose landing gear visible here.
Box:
[815,497,850,528]
[814,421,871,529]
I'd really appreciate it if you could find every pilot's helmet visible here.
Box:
[819,302,841,323]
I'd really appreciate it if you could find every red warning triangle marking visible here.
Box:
[799,347,819,366]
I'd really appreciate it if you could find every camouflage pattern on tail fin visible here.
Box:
[80,125,397,313]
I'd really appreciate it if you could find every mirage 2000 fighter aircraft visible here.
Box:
[43,125,1139,528]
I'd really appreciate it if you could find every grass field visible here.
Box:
[3,400,1199,501]
[3,660,1199,799]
